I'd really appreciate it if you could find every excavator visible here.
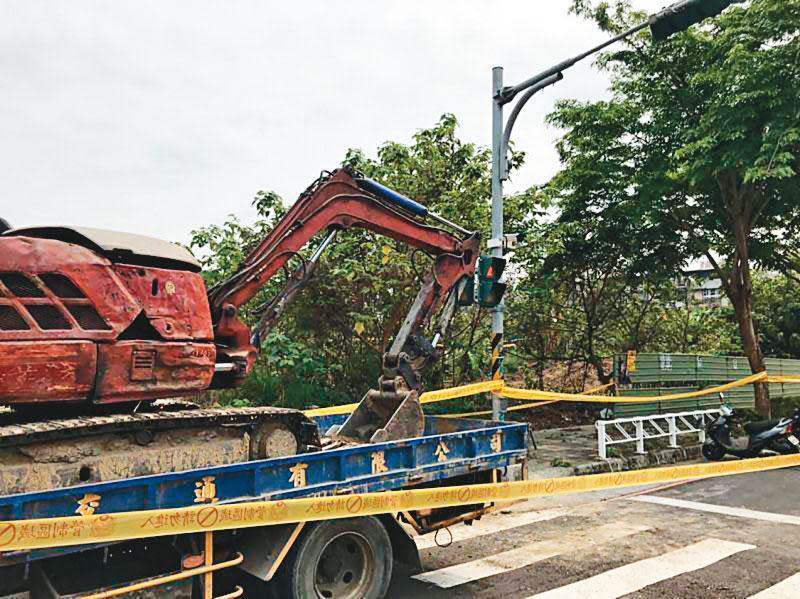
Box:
[0,168,480,494]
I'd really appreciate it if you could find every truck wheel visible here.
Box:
[274,516,393,599]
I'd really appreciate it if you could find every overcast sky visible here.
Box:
[1,0,666,244]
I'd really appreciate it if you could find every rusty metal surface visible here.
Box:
[113,265,213,341]
[0,341,96,402]
[0,236,215,406]
[94,342,215,404]
[0,236,140,343]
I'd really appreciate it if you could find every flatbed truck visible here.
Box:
[0,413,528,598]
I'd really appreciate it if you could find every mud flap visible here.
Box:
[329,388,424,443]
[238,523,305,582]
[378,514,423,576]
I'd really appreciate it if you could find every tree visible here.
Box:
[508,228,737,392]
[546,0,800,414]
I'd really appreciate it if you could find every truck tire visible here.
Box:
[272,516,393,599]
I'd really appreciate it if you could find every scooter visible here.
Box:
[702,394,800,460]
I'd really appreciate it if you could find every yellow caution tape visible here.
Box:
[584,382,615,395]
[440,381,609,418]
[2,453,798,552]
[303,370,796,418]
[765,375,800,384]
[303,379,505,417]
[441,400,559,419]
[419,379,505,404]
[500,371,769,403]
[303,402,359,417]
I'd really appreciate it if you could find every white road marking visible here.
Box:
[527,538,755,599]
[631,495,800,525]
[412,521,650,589]
[749,572,800,598]
[413,507,567,550]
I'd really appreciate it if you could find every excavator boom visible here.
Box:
[208,168,480,442]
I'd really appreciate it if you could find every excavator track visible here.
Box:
[0,406,319,450]
[0,406,321,496]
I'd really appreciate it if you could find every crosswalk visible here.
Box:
[749,572,800,598]
[630,494,800,526]
[527,539,754,599]
[408,494,800,598]
[413,522,649,588]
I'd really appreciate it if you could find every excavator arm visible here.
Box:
[207,168,480,442]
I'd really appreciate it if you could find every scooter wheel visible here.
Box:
[771,440,800,455]
[702,443,726,461]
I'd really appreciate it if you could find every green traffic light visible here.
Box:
[649,0,738,42]
[477,256,508,308]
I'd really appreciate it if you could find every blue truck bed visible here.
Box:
[0,415,527,524]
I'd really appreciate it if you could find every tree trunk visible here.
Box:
[724,188,770,417]
[729,281,769,416]
[713,172,771,416]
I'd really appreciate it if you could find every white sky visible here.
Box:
[1,0,666,244]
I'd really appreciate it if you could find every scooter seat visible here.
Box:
[744,419,780,434]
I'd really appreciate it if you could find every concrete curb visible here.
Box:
[571,444,703,476]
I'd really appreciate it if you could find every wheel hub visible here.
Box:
[313,531,372,599]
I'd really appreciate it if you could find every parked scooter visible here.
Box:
[702,394,800,460]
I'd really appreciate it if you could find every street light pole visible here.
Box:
[486,0,736,420]
[490,66,507,421]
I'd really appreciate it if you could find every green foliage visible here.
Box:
[558,0,800,277]
[544,0,800,410]
[740,274,800,358]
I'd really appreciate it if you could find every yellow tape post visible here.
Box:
[2,453,798,553]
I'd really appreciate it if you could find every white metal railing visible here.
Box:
[596,409,721,459]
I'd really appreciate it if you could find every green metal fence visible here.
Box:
[611,353,800,417]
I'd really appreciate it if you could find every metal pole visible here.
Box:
[495,21,649,105]
[491,66,508,421]
[204,531,214,599]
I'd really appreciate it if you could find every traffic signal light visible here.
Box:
[456,275,475,307]
[477,256,507,308]
[650,0,738,42]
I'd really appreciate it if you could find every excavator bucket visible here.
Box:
[329,385,424,444]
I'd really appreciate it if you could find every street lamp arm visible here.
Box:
[495,20,648,106]
[500,71,564,179]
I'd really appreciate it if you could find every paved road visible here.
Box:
[391,466,800,598]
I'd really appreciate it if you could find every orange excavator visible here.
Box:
[0,168,480,492]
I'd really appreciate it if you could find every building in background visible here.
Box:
[675,255,728,308]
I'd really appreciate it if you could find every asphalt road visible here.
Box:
[390,466,800,598]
